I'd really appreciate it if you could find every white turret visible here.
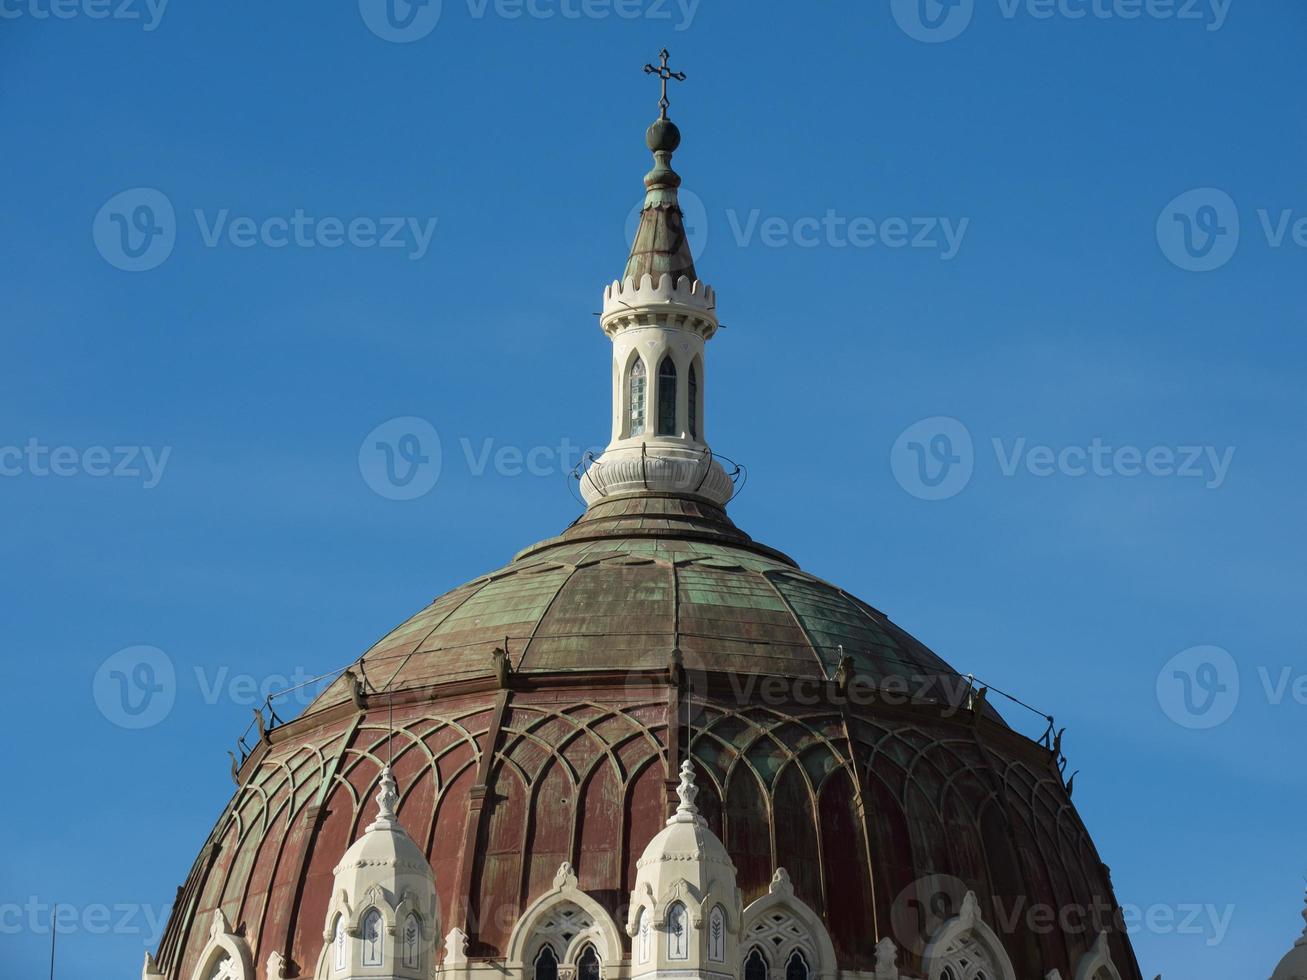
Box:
[580,93,734,508]
[315,767,440,980]
[626,762,742,980]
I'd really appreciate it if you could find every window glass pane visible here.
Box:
[577,944,601,980]
[534,946,559,980]
[658,358,677,436]
[785,950,808,980]
[629,359,646,437]
[688,363,698,439]
[745,948,768,980]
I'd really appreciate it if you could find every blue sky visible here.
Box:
[2,1,1304,978]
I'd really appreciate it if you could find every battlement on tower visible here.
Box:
[601,274,718,337]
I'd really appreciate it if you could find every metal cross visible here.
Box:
[644,49,686,119]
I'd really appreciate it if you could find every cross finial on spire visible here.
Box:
[644,49,686,120]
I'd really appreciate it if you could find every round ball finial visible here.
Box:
[646,117,681,153]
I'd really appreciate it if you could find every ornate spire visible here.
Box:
[624,50,697,288]
[367,765,401,833]
[670,759,701,824]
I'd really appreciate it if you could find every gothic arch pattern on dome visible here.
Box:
[740,870,838,980]
[189,911,254,980]
[922,892,1016,980]
[1073,932,1123,980]
[505,863,625,970]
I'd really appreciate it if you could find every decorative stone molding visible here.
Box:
[740,869,838,980]
[1073,932,1123,980]
[188,910,254,980]
[443,927,469,967]
[267,951,288,980]
[921,892,1016,980]
[505,862,625,970]
[142,952,166,980]
[580,448,733,507]
[874,937,899,980]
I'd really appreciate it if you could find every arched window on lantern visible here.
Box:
[666,902,690,960]
[707,905,726,964]
[657,357,677,436]
[360,909,384,967]
[688,361,699,440]
[401,913,421,970]
[628,358,647,437]
[744,947,769,980]
[785,949,810,980]
[332,915,347,972]
[533,945,559,980]
[577,943,602,980]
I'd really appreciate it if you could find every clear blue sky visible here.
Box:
[2,2,1304,978]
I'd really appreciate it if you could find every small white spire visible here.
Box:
[670,759,700,823]
[367,765,401,832]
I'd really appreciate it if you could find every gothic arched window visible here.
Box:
[744,947,769,980]
[628,358,647,437]
[332,915,347,972]
[785,950,810,980]
[402,913,420,970]
[707,905,726,963]
[533,945,559,980]
[577,943,601,980]
[657,357,677,436]
[666,901,690,960]
[688,361,699,439]
[638,907,653,964]
[361,908,384,967]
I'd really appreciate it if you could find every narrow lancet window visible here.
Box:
[577,944,601,980]
[688,361,699,439]
[628,358,647,437]
[658,357,678,436]
[534,946,559,980]
[745,948,769,980]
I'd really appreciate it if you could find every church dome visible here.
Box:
[305,494,993,724]
[146,60,1143,980]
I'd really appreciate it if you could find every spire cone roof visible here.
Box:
[623,113,698,287]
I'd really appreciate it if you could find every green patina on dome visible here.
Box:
[313,495,992,723]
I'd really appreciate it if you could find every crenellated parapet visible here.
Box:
[601,274,718,339]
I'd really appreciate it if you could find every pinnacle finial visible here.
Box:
[672,759,700,822]
[369,765,400,830]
